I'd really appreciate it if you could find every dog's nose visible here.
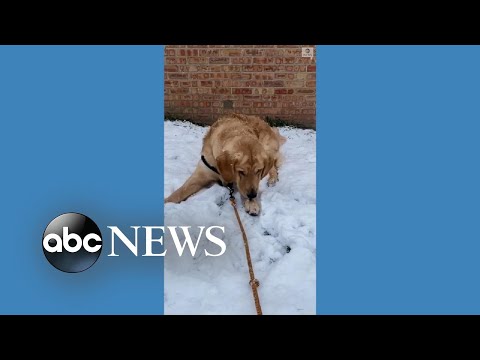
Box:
[247,191,257,199]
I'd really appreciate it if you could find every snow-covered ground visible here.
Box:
[164,120,316,315]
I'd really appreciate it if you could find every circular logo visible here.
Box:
[42,213,102,273]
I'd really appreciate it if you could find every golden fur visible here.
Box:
[165,114,286,215]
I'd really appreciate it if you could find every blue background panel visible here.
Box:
[317,46,480,314]
[0,45,164,314]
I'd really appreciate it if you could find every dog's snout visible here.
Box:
[247,190,257,199]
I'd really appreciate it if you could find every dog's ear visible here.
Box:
[261,153,275,179]
[216,152,235,184]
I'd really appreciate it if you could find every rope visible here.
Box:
[228,187,263,315]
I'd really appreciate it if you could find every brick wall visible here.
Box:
[164,45,316,128]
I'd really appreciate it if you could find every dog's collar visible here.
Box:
[201,155,220,175]
[201,155,233,190]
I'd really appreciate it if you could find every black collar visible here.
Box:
[201,155,220,174]
[201,155,233,191]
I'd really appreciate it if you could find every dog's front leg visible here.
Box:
[165,162,217,203]
[243,196,261,216]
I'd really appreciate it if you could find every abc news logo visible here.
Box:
[42,212,226,273]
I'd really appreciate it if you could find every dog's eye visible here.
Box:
[256,169,262,175]
[239,171,245,177]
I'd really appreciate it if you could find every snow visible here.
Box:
[164,120,316,315]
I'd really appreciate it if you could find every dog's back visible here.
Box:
[203,114,284,154]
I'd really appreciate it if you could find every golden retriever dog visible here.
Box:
[165,114,286,216]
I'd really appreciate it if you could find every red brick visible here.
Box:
[243,49,264,56]
[262,95,280,101]
[266,107,281,114]
[264,65,285,72]
[275,57,295,64]
[231,80,246,87]
[231,73,252,80]
[214,107,237,114]
[191,73,210,79]
[164,65,178,72]
[242,65,263,72]
[199,49,220,56]
[274,88,294,95]
[306,80,316,87]
[236,101,253,107]
[283,49,302,56]
[283,65,303,72]
[192,88,211,94]
[200,81,213,87]
[166,57,187,64]
[214,80,232,87]
[198,101,212,107]
[284,80,305,88]
[188,57,208,64]
[169,88,190,94]
[253,73,274,80]
[211,88,231,94]
[165,49,175,56]
[220,49,242,56]
[307,65,316,72]
[263,80,284,87]
[208,73,226,79]
[260,88,274,95]
[295,89,315,94]
[244,95,261,100]
[274,73,295,79]
[253,102,273,108]
[265,49,284,56]
[193,65,224,72]
[231,57,252,64]
[253,57,275,64]
[243,80,258,87]
[168,73,188,79]
[307,73,316,80]
[296,57,314,64]
[223,65,242,72]
[175,100,192,107]
[209,57,230,64]
[233,88,253,95]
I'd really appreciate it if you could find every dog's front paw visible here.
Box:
[267,175,278,187]
[244,199,261,216]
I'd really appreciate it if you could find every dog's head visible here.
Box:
[216,139,274,199]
